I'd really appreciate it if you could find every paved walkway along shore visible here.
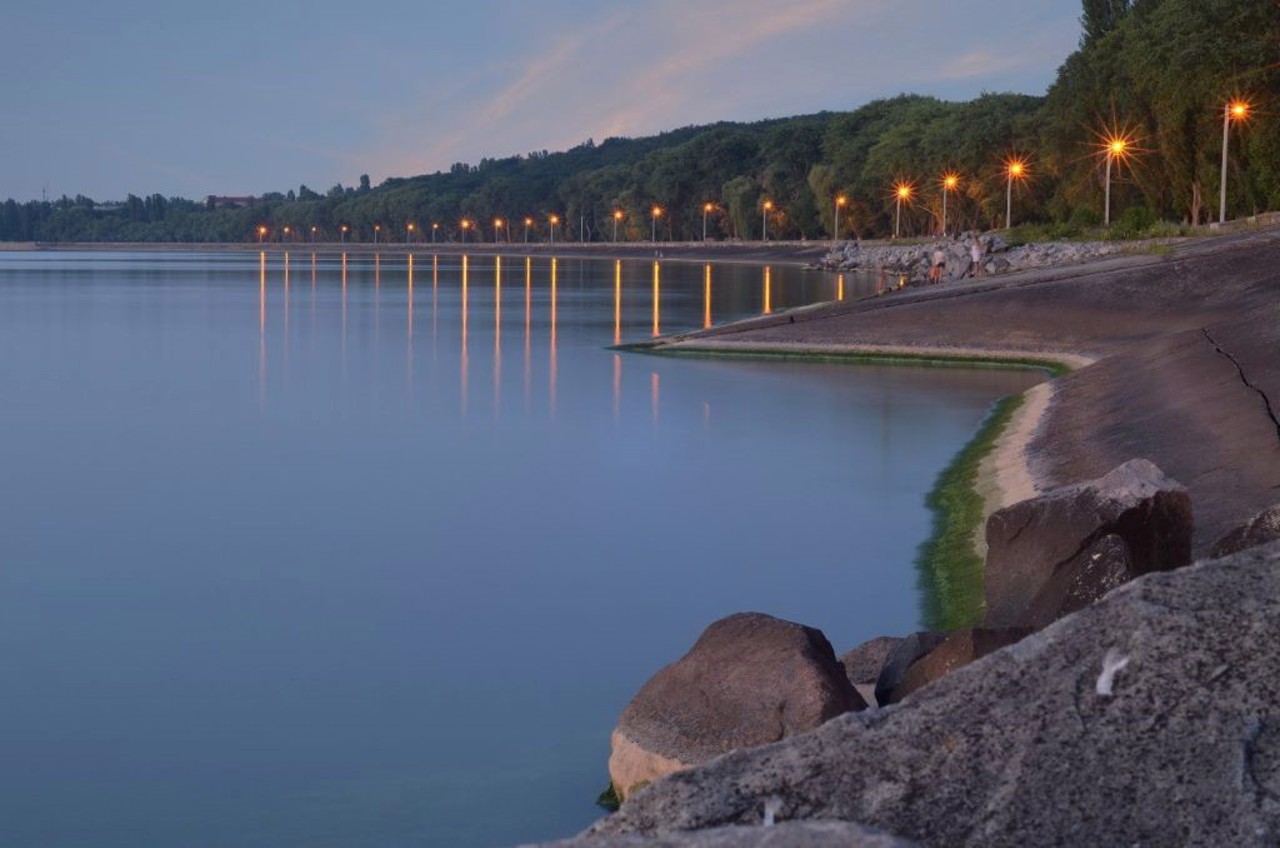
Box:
[639,227,1280,554]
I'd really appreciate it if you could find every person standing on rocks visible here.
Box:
[966,236,985,278]
[929,246,947,284]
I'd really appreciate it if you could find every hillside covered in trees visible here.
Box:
[2,0,1276,244]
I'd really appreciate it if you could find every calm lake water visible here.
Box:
[0,250,1040,847]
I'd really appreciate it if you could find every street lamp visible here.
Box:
[283,226,291,242]
[613,210,624,243]
[407,222,416,243]
[460,219,471,243]
[833,195,847,244]
[432,223,439,244]
[549,214,559,245]
[1004,158,1028,229]
[374,223,381,244]
[523,217,533,243]
[650,206,662,242]
[1220,100,1251,224]
[493,218,504,244]
[702,202,714,241]
[893,182,913,239]
[258,225,267,243]
[310,225,317,243]
[340,224,348,244]
[761,200,774,241]
[941,174,959,236]
[1098,134,1138,227]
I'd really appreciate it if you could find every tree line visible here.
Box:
[2,0,1276,245]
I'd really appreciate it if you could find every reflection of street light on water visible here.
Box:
[1220,100,1251,224]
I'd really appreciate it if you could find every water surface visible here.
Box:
[0,250,1040,847]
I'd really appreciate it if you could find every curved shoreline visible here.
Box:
[625,338,1093,628]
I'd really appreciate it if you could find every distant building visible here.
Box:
[204,195,256,210]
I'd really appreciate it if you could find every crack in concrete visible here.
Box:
[1202,328,1280,444]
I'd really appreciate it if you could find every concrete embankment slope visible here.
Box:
[645,228,1280,553]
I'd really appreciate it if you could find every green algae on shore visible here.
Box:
[915,393,1025,631]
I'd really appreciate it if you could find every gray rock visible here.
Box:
[1211,504,1280,558]
[1021,532,1133,628]
[529,821,915,847]
[840,637,903,687]
[984,458,1192,628]
[589,542,1280,847]
[608,613,864,799]
[873,632,946,706]
[888,627,1033,704]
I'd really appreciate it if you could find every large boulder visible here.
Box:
[608,613,864,800]
[529,821,915,847]
[887,627,1032,704]
[1211,504,1280,558]
[984,458,1192,628]
[840,637,902,705]
[588,543,1280,846]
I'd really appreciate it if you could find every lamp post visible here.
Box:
[893,183,913,239]
[493,218,503,244]
[650,206,662,242]
[406,222,415,243]
[1102,139,1128,227]
[941,174,959,236]
[702,202,714,241]
[833,195,847,245]
[1004,159,1026,230]
[1220,100,1250,224]
[310,225,317,243]
[460,219,471,243]
[549,215,559,245]
[761,200,773,242]
[612,210,623,243]
[340,224,348,244]
[524,217,533,243]
[258,225,267,243]
[374,224,381,244]
[283,226,291,242]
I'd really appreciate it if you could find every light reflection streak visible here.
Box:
[613,353,622,421]
[525,256,532,413]
[461,255,470,419]
[494,256,502,418]
[341,252,349,360]
[838,273,845,302]
[763,266,772,315]
[258,251,266,408]
[614,259,622,345]
[283,252,290,378]
[310,252,317,336]
[651,261,661,338]
[407,254,415,392]
[703,264,712,329]
[651,372,660,429]
[550,257,558,417]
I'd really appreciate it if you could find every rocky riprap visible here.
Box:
[576,540,1280,847]
[814,235,1129,284]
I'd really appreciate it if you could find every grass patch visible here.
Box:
[915,393,1026,631]
[596,783,621,812]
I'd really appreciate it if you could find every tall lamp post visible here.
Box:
[340,224,348,244]
[833,195,847,245]
[941,174,959,236]
[549,215,559,245]
[406,222,415,243]
[702,203,714,241]
[650,206,662,242]
[761,200,773,241]
[493,218,504,244]
[374,224,381,244]
[258,225,267,243]
[1004,159,1027,230]
[310,225,317,243]
[1220,100,1251,224]
[613,210,623,242]
[432,223,439,244]
[523,217,533,243]
[893,183,913,239]
[460,219,471,243]
[1102,138,1130,227]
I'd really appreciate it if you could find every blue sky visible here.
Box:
[2,0,1082,201]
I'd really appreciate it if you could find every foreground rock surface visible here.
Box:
[984,458,1192,628]
[531,821,915,847]
[609,613,864,799]
[588,543,1280,847]
[1212,503,1280,558]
